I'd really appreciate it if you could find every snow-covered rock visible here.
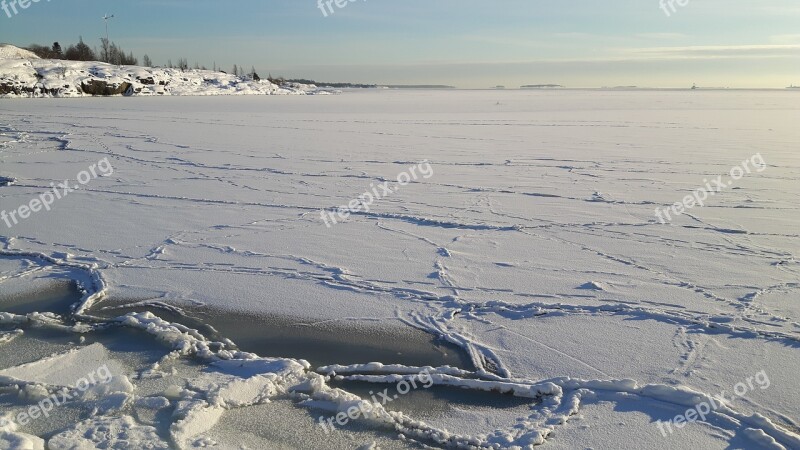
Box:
[0,47,326,98]
[0,44,40,60]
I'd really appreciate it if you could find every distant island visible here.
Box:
[284,80,456,89]
[380,85,456,89]
[284,79,377,89]
[521,84,564,89]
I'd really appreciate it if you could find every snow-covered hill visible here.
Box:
[0,44,326,98]
[0,43,40,60]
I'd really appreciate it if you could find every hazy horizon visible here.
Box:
[1,0,799,88]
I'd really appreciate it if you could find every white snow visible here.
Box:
[48,416,169,450]
[0,45,39,60]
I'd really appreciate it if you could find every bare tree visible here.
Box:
[100,37,110,62]
[26,44,54,58]
[107,41,120,64]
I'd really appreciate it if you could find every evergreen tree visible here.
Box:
[64,37,95,61]
[121,51,137,66]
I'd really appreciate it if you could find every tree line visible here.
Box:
[27,37,137,65]
[25,37,263,81]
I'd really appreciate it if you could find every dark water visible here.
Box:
[93,302,474,370]
[0,274,473,371]
[0,280,82,315]
[330,379,535,415]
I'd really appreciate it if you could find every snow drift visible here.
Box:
[0,44,40,60]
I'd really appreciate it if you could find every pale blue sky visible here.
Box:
[1,0,799,87]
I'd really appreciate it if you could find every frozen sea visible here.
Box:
[0,89,799,449]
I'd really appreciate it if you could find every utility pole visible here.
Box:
[103,13,114,62]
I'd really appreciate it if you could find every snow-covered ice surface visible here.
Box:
[0,90,799,449]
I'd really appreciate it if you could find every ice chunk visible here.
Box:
[0,343,125,388]
[47,416,168,450]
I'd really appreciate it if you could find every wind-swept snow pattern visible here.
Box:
[0,90,799,449]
